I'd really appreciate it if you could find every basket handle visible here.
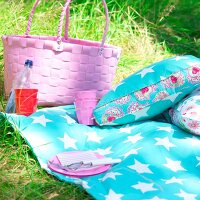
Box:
[25,0,70,38]
[25,0,110,52]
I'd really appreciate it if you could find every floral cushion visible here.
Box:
[168,88,200,135]
[94,55,200,126]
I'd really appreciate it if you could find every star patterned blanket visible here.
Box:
[1,105,200,200]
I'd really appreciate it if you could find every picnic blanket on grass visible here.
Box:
[1,105,200,200]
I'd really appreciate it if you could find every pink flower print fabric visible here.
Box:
[187,64,200,83]
[161,71,185,88]
[102,107,124,124]
[128,102,149,114]
[134,85,157,100]
[115,95,131,104]
[169,88,200,135]
[153,91,169,102]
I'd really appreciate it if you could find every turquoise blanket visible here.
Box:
[2,106,200,200]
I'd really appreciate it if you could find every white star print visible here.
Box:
[31,114,52,127]
[105,189,124,200]
[74,179,82,184]
[25,133,52,148]
[173,56,188,61]
[132,182,157,193]
[95,147,112,155]
[137,66,155,78]
[101,172,123,181]
[150,197,167,200]
[187,61,200,66]
[81,180,90,189]
[61,115,76,124]
[128,159,153,174]
[58,133,77,149]
[164,92,182,103]
[163,158,186,172]
[119,125,136,133]
[185,136,200,146]
[133,107,150,121]
[175,189,197,200]
[157,126,174,133]
[160,76,166,81]
[123,133,143,144]
[196,156,200,167]
[124,148,142,158]
[85,131,103,143]
[37,157,47,169]
[37,143,53,152]
[163,176,184,185]
[112,82,124,92]
[155,137,175,151]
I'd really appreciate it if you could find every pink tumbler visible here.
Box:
[74,90,98,125]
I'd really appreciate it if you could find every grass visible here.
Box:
[0,114,93,200]
[0,0,199,199]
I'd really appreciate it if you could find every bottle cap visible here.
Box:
[25,59,33,68]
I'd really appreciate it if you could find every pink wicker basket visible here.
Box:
[2,0,121,106]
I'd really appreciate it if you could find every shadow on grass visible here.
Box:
[128,0,200,56]
[0,175,93,200]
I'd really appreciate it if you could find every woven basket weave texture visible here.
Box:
[2,0,121,106]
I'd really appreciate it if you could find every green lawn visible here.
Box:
[0,0,199,199]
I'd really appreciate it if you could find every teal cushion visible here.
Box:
[94,55,200,126]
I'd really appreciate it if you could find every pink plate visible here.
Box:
[48,151,111,177]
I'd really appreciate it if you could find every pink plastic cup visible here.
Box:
[74,90,98,125]
[76,108,95,125]
[75,100,98,108]
[75,103,98,125]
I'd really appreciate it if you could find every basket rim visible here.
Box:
[2,35,122,50]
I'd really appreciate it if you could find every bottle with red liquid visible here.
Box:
[6,60,38,116]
